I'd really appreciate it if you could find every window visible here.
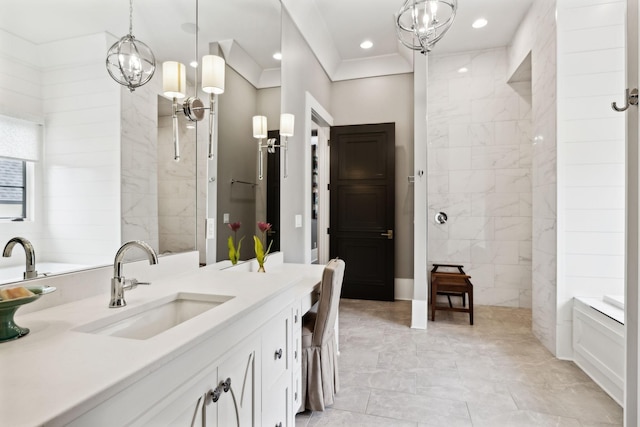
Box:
[0,158,26,219]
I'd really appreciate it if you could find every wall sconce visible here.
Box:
[253,113,295,180]
[162,0,225,162]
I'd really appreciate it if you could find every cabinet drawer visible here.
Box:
[262,308,290,389]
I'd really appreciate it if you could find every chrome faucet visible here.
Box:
[3,237,37,279]
[110,240,159,308]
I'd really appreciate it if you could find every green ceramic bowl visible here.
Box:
[0,286,56,343]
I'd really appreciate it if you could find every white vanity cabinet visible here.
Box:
[3,262,323,427]
[261,306,293,427]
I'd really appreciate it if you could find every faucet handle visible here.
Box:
[123,278,151,291]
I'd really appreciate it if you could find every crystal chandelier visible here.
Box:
[106,0,156,91]
[396,0,457,54]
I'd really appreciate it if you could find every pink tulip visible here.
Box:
[228,222,241,232]
[257,221,272,233]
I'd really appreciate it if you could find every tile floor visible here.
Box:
[295,299,623,427]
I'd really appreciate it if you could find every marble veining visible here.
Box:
[427,47,533,309]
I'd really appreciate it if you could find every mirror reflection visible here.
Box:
[0,0,282,282]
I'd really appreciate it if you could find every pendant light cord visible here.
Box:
[128,0,133,36]
[194,0,199,95]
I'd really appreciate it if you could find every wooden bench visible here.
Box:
[430,263,473,325]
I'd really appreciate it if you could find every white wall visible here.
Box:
[0,29,44,266]
[427,47,533,308]
[557,0,626,358]
[40,33,121,266]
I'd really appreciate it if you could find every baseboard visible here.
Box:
[394,278,414,300]
[411,299,427,329]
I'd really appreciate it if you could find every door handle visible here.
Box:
[381,230,393,240]
[612,88,639,112]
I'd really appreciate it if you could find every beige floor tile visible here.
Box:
[295,299,623,426]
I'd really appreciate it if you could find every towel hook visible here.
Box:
[612,88,638,112]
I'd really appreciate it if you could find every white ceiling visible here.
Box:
[1,0,533,84]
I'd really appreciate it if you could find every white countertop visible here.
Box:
[0,262,324,427]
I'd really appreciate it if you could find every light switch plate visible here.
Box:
[223,213,230,223]
[295,214,302,228]
[206,218,215,239]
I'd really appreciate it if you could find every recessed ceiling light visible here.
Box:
[273,52,282,60]
[189,61,198,68]
[458,67,468,73]
[360,40,373,49]
[472,18,488,29]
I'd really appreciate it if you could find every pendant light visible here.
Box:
[106,0,156,91]
[396,0,457,54]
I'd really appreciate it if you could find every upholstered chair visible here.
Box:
[299,258,345,412]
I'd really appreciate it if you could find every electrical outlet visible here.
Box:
[223,213,230,223]
[206,218,215,239]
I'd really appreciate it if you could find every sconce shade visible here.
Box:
[280,113,295,137]
[253,116,268,139]
[162,61,186,98]
[202,55,225,94]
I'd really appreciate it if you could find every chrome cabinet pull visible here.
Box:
[612,88,639,112]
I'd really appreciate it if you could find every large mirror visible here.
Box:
[0,0,281,283]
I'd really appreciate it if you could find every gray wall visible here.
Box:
[216,68,280,262]
[280,9,332,264]
[330,74,414,279]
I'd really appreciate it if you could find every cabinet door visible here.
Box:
[262,372,290,427]
[140,369,218,426]
[217,340,258,427]
[262,308,290,390]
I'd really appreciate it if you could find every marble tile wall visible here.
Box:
[157,92,198,256]
[427,47,533,308]
[555,0,626,358]
[120,76,160,252]
[531,0,559,354]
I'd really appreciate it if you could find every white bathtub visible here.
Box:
[573,296,624,406]
[0,262,92,285]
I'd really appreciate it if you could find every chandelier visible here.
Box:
[396,0,457,54]
[106,0,156,91]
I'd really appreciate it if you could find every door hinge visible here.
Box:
[327,183,330,191]
[327,228,330,235]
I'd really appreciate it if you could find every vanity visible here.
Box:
[0,253,324,426]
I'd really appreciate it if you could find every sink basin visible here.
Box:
[76,292,233,340]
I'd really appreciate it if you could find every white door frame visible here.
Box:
[305,92,333,265]
[625,0,639,424]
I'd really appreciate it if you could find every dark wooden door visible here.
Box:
[329,123,395,301]
[266,130,280,252]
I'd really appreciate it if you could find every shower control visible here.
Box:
[435,212,448,224]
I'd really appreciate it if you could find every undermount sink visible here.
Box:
[76,292,234,340]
